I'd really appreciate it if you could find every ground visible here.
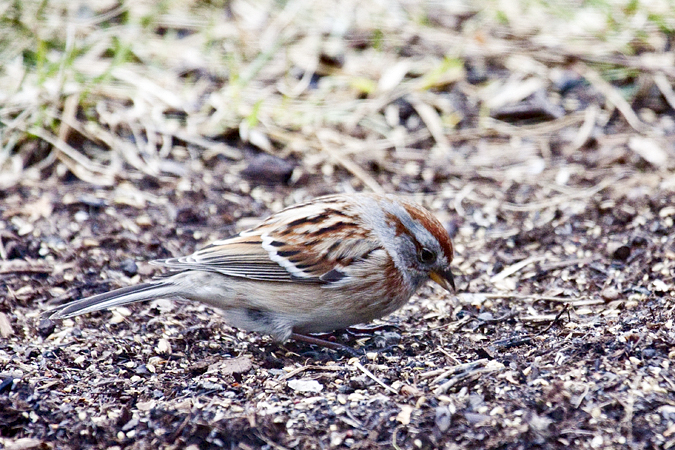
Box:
[1,1,675,449]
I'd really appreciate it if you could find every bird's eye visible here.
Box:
[418,248,436,264]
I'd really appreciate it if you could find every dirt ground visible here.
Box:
[1,1,675,449]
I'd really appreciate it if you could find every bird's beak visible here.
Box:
[429,268,456,293]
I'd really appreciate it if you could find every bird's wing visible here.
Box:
[155,198,383,283]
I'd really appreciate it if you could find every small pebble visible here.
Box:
[612,245,631,261]
[0,377,14,394]
[74,210,89,222]
[240,154,295,185]
[156,338,171,354]
[435,406,452,432]
[601,287,621,301]
[477,312,494,321]
[119,259,138,277]
[37,318,56,337]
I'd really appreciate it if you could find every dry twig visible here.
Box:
[352,360,398,394]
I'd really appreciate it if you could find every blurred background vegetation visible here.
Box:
[1,0,673,191]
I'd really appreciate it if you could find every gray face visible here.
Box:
[394,213,451,286]
[360,195,452,290]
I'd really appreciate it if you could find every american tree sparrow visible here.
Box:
[48,193,455,353]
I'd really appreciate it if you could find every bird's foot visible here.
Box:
[290,332,363,357]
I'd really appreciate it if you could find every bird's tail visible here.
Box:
[48,281,177,319]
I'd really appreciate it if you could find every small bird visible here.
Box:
[48,193,455,353]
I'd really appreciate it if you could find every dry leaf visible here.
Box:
[210,356,253,376]
[287,379,323,393]
[0,312,13,338]
[396,405,414,425]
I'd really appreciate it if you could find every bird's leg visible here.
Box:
[290,332,362,357]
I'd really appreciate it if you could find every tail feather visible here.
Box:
[49,281,176,319]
